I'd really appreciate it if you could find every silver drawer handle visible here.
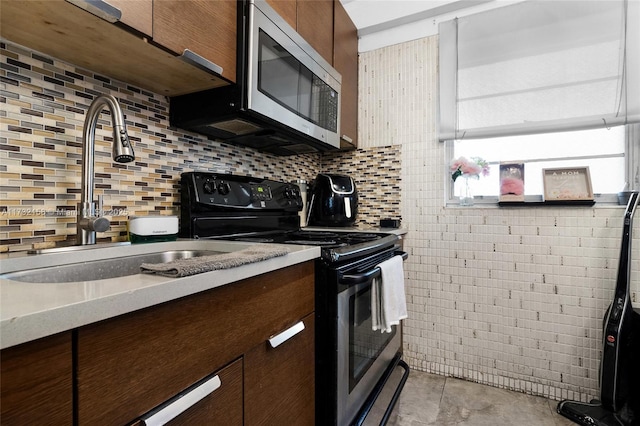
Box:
[181,49,224,76]
[269,321,305,348]
[141,374,221,426]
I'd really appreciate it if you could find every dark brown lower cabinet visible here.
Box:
[0,332,73,425]
[77,261,315,425]
[0,262,315,425]
[245,313,315,425]
[130,358,244,426]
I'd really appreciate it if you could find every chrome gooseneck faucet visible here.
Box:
[77,94,135,245]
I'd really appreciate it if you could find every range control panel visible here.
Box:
[181,172,303,211]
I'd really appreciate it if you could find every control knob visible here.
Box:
[203,181,215,194]
[218,182,231,196]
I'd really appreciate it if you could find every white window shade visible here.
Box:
[438,0,640,142]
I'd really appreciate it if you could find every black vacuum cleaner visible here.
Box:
[558,192,640,426]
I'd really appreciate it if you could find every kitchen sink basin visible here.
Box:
[1,250,220,284]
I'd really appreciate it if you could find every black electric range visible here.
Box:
[179,172,409,425]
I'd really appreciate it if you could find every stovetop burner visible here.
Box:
[291,231,340,240]
[285,239,347,248]
[222,230,389,255]
[341,233,382,244]
[289,231,381,244]
[280,231,383,249]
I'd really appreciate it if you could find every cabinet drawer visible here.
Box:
[245,313,315,425]
[131,358,243,426]
[77,261,314,425]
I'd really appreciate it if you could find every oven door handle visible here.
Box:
[339,251,408,285]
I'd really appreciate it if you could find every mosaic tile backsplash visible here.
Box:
[323,146,402,228]
[359,35,640,404]
[0,40,400,252]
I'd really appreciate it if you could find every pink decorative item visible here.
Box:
[450,156,490,182]
[499,163,525,202]
[500,177,524,196]
[450,156,490,206]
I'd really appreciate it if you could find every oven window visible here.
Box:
[257,30,338,132]
[349,285,395,392]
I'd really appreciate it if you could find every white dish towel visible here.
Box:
[371,255,407,333]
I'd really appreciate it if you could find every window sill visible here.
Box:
[446,194,622,207]
[446,200,625,208]
[497,200,595,207]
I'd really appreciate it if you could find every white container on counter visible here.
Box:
[128,215,178,243]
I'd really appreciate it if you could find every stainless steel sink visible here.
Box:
[1,250,219,283]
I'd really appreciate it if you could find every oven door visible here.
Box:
[336,266,402,426]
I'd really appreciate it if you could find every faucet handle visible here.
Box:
[91,216,110,233]
[91,195,110,232]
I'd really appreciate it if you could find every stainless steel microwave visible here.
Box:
[170,0,342,156]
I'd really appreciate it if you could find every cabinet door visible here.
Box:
[266,0,297,30]
[153,0,237,82]
[245,313,315,426]
[333,0,358,149]
[0,0,229,96]
[297,0,334,64]
[0,332,72,425]
[105,0,153,37]
[77,261,314,425]
[130,359,243,426]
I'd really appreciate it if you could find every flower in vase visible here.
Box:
[450,156,490,182]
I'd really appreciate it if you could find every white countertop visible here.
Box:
[0,240,320,349]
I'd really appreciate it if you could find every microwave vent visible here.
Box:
[209,119,262,136]
[281,143,318,154]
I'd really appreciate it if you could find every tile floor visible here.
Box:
[365,368,576,426]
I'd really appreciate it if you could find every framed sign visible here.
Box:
[542,167,594,201]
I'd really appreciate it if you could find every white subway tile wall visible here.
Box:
[358,36,640,402]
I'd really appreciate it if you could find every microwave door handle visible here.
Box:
[339,251,408,286]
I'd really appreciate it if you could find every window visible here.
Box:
[447,126,635,204]
[439,0,640,205]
